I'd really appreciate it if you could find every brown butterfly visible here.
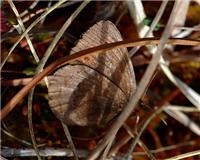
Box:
[48,21,136,126]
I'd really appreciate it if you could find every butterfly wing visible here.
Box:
[48,21,136,126]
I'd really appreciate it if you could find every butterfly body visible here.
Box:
[48,21,136,126]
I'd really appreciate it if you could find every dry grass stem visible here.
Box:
[8,0,39,63]
[1,38,199,120]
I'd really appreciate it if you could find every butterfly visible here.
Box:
[48,21,136,126]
